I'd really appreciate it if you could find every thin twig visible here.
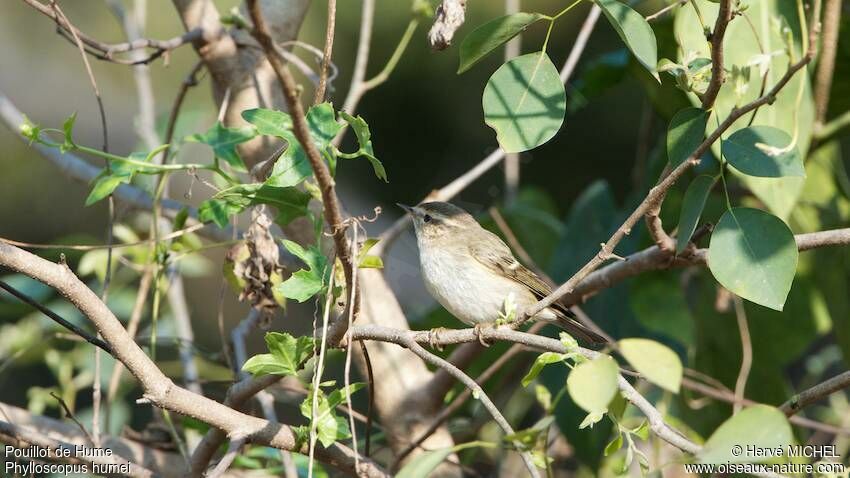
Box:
[22,0,203,65]
[314,0,337,104]
[780,371,850,416]
[701,0,733,110]
[0,279,113,354]
[206,437,246,478]
[503,0,521,204]
[813,0,841,127]
[49,392,94,444]
[732,296,752,414]
[645,0,688,22]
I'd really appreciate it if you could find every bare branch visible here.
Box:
[781,371,850,416]
[22,0,203,65]
[813,0,841,126]
[0,242,387,477]
[732,296,752,414]
[701,0,733,110]
[314,0,337,103]
[350,324,701,455]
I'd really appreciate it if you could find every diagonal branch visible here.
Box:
[524,0,823,321]
[22,0,204,65]
[780,371,850,416]
[701,0,733,110]
[0,242,387,478]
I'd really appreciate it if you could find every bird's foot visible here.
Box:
[473,323,492,347]
[428,327,448,351]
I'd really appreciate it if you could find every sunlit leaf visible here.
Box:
[699,405,791,464]
[708,208,798,310]
[722,126,804,178]
[339,112,387,182]
[457,13,546,73]
[567,355,619,413]
[276,240,329,302]
[242,332,316,376]
[198,184,311,228]
[618,338,683,393]
[483,52,566,153]
[522,352,565,387]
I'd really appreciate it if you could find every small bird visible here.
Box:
[399,201,606,344]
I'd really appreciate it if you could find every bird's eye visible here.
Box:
[423,214,432,223]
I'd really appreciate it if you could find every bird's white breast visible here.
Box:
[417,241,535,325]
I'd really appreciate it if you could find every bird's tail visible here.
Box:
[554,315,608,346]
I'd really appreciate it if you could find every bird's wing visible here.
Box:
[469,231,606,344]
[468,230,559,309]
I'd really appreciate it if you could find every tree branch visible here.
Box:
[701,0,733,110]
[349,324,701,455]
[813,0,841,127]
[0,242,387,477]
[780,371,850,416]
[524,0,823,320]
[22,0,203,65]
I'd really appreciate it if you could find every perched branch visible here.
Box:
[428,0,466,50]
[22,0,203,65]
[348,326,542,478]
[349,325,701,456]
[780,371,850,416]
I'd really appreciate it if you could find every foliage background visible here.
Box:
[1,0,849,474]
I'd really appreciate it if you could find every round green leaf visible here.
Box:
[722,126,804,178]
[675,174,716,253]
[668,107,708,167]
[483,52,566,153]
[699,405,792,464]
[596,0,658,80]
[708,208,799,311]
[567,355,619,413]
[458,13,545,74]
[618,338,683,393]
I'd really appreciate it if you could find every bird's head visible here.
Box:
[397,201,479,241]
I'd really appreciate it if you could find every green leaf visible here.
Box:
[722,126,804,178]
[522,352,565,387]
[567,355,619,413]
[277,240,329,302]
[667,107,708,167]
[396,442,492,478]
[198,184,311,228]
[339,112,387,182]
[708,208,799,310]
[299,384,364,448]
[483,52,566,153]
[675,174,716,253]
[604,433,623,456]
[85,153,146,206]
[244,104,344,187]
[242,332,315,376]
[617,338,683,393]
[699,405,792,464]
[187,122,256,172]
[242,108,294,137]
[457,12,546,74]
[61,113,77,152]
[595,0,659,80]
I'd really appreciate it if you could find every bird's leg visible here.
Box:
[473,323,491,347]
[428,327,448,351]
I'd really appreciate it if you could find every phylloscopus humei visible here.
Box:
[399,201,605,344]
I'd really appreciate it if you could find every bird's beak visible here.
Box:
[396,203,414,215]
